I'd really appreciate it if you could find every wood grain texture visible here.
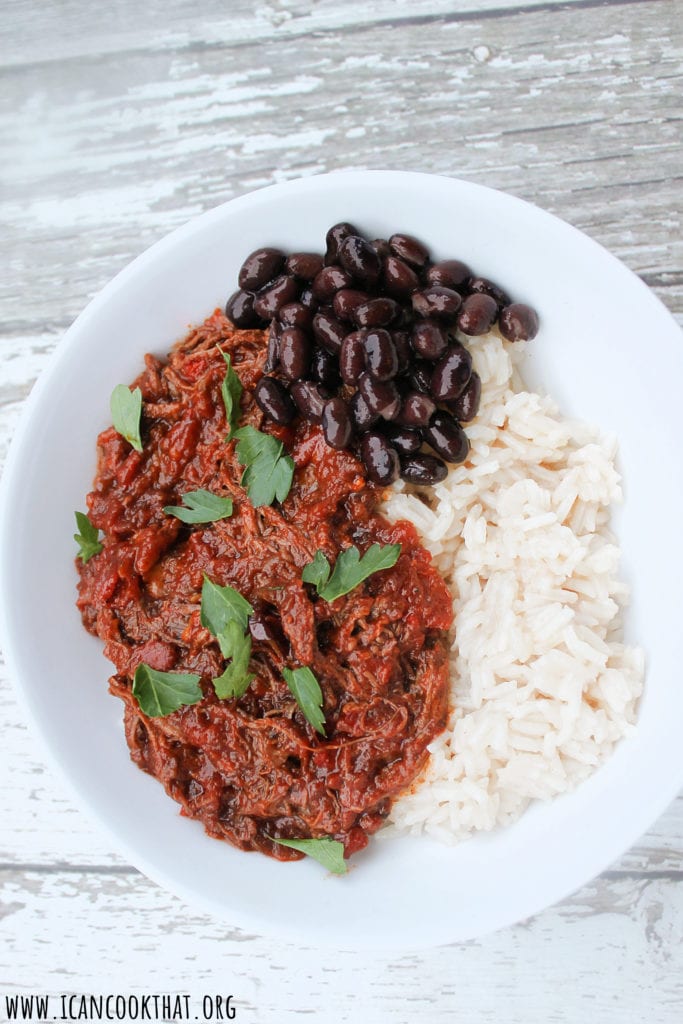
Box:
[1,0,682,1019]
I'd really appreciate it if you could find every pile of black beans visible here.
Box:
[224,223,539,486]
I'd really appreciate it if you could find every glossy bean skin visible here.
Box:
[299,286,318,311]
[400,454,448,484]
[411,320,449,360]
[364,329,398,381]
[312,311,347,354]
[388,233,429,268]
[383,424,422,455]
[290,380,328,423]
[360,432,400,485]
[431,344,473,401]
[353,297,400,329]
[312,265,354,301]
[370,238,392,258]
[254,376,296,425]
[264,322,280,372]
[225,289,261,328]
[499,303,540,341]
[253,275,300,319]
[238,247,285,291]
[412,286,462,323]
[312,347,341,389]
[278,301,314,330]
[340,330,367,385]
[448,371,481,422]
[349,390,379,432]
[467,276,509,308]
[424,411,470,463]
[457,293,498,336]
[279,327,312,381]
[325,222,359,265]
[383,255,420,298]
[333,288,370,323]
[425,259,471,291]
[358,373,401,419]
[338,235,382,285]
[408,360,434,394]
[397,391,435,427]
[285,252,324,280]
[322,398,353,450]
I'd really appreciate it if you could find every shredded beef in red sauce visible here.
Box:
[76,310,453,862]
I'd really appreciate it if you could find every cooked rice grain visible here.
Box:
[383,332,644,842]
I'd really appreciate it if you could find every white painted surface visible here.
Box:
[1,1,682,1020]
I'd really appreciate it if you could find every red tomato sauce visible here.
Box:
[77,312,453,862]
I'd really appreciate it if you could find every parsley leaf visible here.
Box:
[212,622,255,699]
[272,837,348,875]
[233,425,294,507]
[220,350,243,437]
[73,511,103,563]
[163,489,233,524]
[303,543,401,603]
[110,384,143,452]
[200,575,253,643]
[283,666,326,736]
[132,663,202,718]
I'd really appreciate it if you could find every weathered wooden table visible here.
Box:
[2,1,682,1020]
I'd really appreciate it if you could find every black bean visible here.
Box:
[388,233,429,268]
[238,247,285,291]
[225,289,260,328]
[338,235,382,285]
[411,320,448,360]
[279,327,311,381]
[370,238,392,258]
[353,297,400,329]
[340,330,367,385]
[299,286,318,311]
[364,329,398,381]
[285,252,324,280]
[360,432,400,485]
[254,376,296,425]
[408,360,434,395]
[397,391,436,427]
[448,371,481,422]
[253,275,300,319]
[425,259,471,291]
[400,454,448,485]
[264,321,280,372]
[383,255,420,298]
[457,293,498,336]
[312,265,354,302]
[349,390,379,433]
[392,330,412,374]
[290,381,328,423]
[278,301,314,330]
[383,424,422,455]
[467,276,509,308]
[325,222,360,265]
[312,347,341,389]
[333,288,370,323]
[358,373,401,420]
[431,343,473,401]
[412,286,462,323]
[499,303,539,342]
[424,411,470,464]
[322,398,353,450]
[312,311,347,354]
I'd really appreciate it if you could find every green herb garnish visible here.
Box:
[220,350,243,437]
[73,511,102,563]
[163,489,233,524]
[302,543,401,603]
[200,576,253,644]
[272,836,348,875]
[282,666,326,736]
[233,425,294,508]
[132,663,202,718]
[110,384,143,452]
[212,621,256,699]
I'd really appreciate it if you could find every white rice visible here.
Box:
[382,331,645,842]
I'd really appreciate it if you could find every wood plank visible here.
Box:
[1,869,682,1021]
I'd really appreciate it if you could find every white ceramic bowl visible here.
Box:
[1,171,682,949]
